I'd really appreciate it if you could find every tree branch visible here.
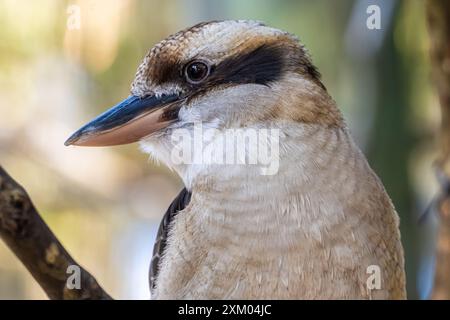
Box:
[427,0,450,300]
[0,165,112,300]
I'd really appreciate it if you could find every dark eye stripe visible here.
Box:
[212,43,285,86]
[150,42,322,93]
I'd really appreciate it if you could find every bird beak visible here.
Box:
[65,94,179,147]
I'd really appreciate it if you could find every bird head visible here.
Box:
[65,20,343,180]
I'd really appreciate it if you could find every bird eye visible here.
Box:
[184,61,210,84]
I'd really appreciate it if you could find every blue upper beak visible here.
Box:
[65,94,179,147]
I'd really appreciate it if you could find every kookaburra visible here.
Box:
[65,20,406,299]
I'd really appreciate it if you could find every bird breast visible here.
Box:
[152,124,406,299]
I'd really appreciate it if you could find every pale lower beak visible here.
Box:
[65,94,179,147]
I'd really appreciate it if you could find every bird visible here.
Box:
[65,20,406,299]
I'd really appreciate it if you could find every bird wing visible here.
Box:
[149,188,191,291]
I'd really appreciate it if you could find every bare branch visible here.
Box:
[0,165,112,300]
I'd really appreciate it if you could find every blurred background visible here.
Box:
[0,0,440,299]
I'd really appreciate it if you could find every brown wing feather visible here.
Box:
[149,188,191,291]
